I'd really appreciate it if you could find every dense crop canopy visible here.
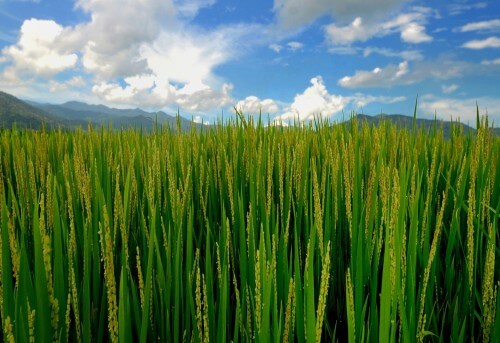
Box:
[0,117,499,342]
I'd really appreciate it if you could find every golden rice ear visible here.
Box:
[99,205,118,343]
[283,277,295,343]
[315,241,331,343]
[481,221,496,343]
[3,316,15,343]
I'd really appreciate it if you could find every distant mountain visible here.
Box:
[28,100,195,130]
[1,90,498,135]
[0,91,199,130]
[0,91,89,129]
[35,101,175,122]
[27,102,110,123]
[350,113,491,138]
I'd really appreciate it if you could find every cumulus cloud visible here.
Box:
[60,0,265,85]
[236,96,279,114]
[441,84,459,94]
[459,19,500,32]
[462,37,500,49]
[274,76,348,122]
[92,78,234,112]
[61,0,177,80]
[339,61,409,88]
[325,17,372,45]
[272,77,408,123]
[400,22,432,43]
[0,0,265,112]
[420,95,500,126]
[140,29,235,85]
[338,58,480,89]
[193,115,211,125]
[95,24,259,110]
[274,0,408,28]
[49,76,86,92]
[325,7,433,47]
[1,19,78,78]
[175,83,234,111]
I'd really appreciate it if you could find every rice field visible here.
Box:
[0,115,499,342]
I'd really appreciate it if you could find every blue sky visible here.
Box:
[0,0,499,126]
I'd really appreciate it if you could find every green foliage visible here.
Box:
[0,115,499,342]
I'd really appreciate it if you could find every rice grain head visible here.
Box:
[283,277,295,343]
[315,242,331,343]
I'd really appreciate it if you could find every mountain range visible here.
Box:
[351,113,492,137]
[0,90,197,131]
[1,90,499,136]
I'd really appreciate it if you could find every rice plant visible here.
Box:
[0,115,499,342]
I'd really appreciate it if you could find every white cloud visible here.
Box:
[92,78,234,112]
[400,22,432,43]
[270,41,304,53]
[420,95,500,126]
[67,76,86,87]
[448,2,488,16]
[338,58,480,89]
[462,37,500,49]
[274,76,348,122]
[459,19,500,32]
[272,77,408,123]
[1,19,78,78]
[78,16,251,111]
[269,43,283,53]
[433,27,447,33]
[175,83,234,111]
[236,96,279,114]
[62,0,177,80]
[441,84,459,94]
[274,0,408,28]
[140,29,234,85]
[193,115,210,125]
[363,47,423,61]
[0,0,267,112]
[287,41,304,51]
[339,61,409,88]
[175,0,216,20]
[325,8,433,47]
[63,0,269,84]
[326,46,359,55]
[325,17,372,45]
[481,58,500,65]
[350,94,406,107]
[269,120,289,127]
[49,76,86,92]
[118,24,258,110]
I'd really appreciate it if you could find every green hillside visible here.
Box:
[0,91,59,129]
